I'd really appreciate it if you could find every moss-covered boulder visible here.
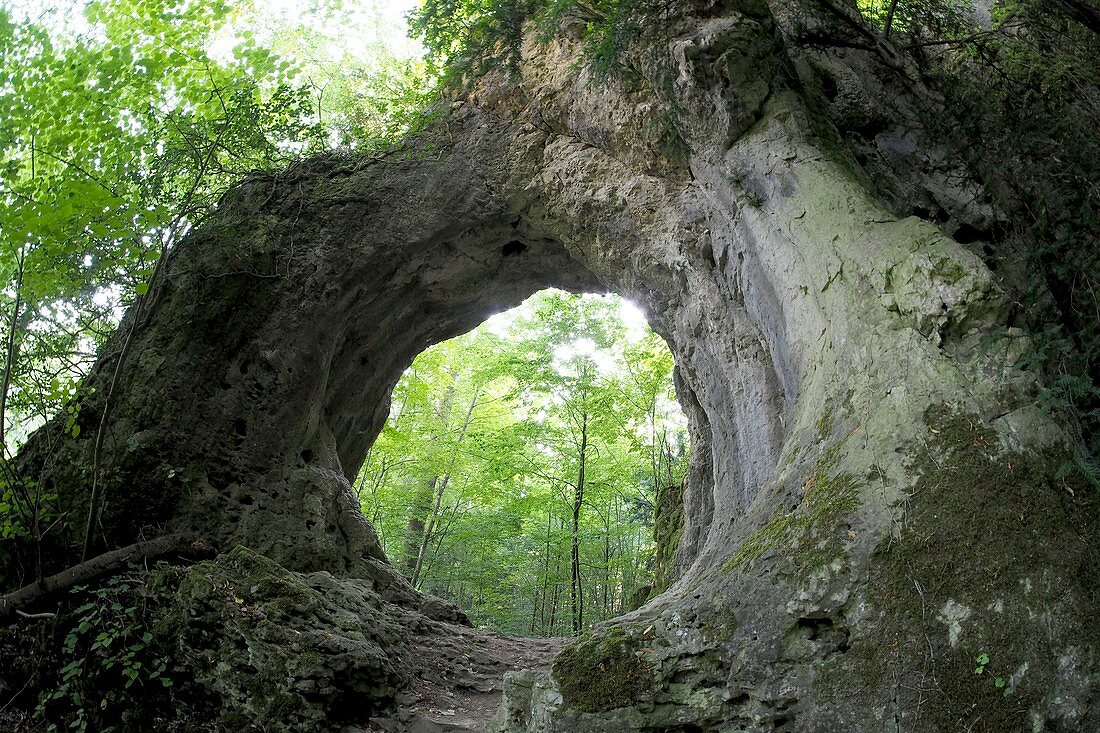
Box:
[164,546,409,731]
[553,629,656,713]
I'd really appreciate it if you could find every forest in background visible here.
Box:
[357,290,688,636]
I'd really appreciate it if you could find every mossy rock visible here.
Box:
[653,481,685,593]
[163,546,410,732]
[817,405,1100,731]
[723,444,860,573]
[552,629,656,713]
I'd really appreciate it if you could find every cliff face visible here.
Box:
[7,0,1096,730]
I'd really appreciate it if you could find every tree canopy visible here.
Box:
[0,0,431,547]
[358,289,688,636]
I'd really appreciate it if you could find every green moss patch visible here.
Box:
[552,629,656,713]
[723,446,860,573]
[819,405,1099,731]
[160,546,409,732]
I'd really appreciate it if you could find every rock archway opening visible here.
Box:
[354,288,691,637]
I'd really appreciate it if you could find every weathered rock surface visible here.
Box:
[6,0,1096,730]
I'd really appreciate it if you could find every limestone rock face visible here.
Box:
[10,0,1096,730]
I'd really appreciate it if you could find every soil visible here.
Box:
[352,623,564,733]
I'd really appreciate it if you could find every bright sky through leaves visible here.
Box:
[483,291,653,375]
[4,0,425,76]
[207,0,424,65]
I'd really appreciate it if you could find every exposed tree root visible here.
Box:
[0,534,210,620]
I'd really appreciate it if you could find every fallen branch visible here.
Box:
[1,534,209,620]
[15,609,56,619]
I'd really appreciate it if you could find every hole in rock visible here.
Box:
[501,240,527,257]
[952,223,986,245]
[794,614,850,653]
[355,289,690,636]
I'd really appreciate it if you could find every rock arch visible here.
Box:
[8,1,1096,730]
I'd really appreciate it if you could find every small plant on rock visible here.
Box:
[973,652,1013,699]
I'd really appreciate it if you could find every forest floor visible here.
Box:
[354,622,565,733]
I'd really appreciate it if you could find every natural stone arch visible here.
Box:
[7,1,1096,730]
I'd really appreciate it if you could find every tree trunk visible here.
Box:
[411,388,478,588]
[538,507,553,635]
[569,410,587,635]
[402,476,435,575]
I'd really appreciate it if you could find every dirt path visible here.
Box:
[354,623,565,733]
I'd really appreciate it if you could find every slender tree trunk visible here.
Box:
[570,410,587,634]
[539,507,553,634]
[410,388,479,588]
[0,247,25,453]
[883,0,901,37]
[603,505,611,618]
[411,473,447,587]
[402,475,435,575]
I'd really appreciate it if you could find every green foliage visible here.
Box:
[0,0,318,451]
[411,0,533,77]
[0,0,434,548]
[358,289,688,635]
[856,0,973,38]
[934,3,1100,454]
[39,573,176,733]
[850,0,1100,454]
[409,0,658,83]
[973,652,1014,697]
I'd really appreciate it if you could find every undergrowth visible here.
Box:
[1,565,206,733]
